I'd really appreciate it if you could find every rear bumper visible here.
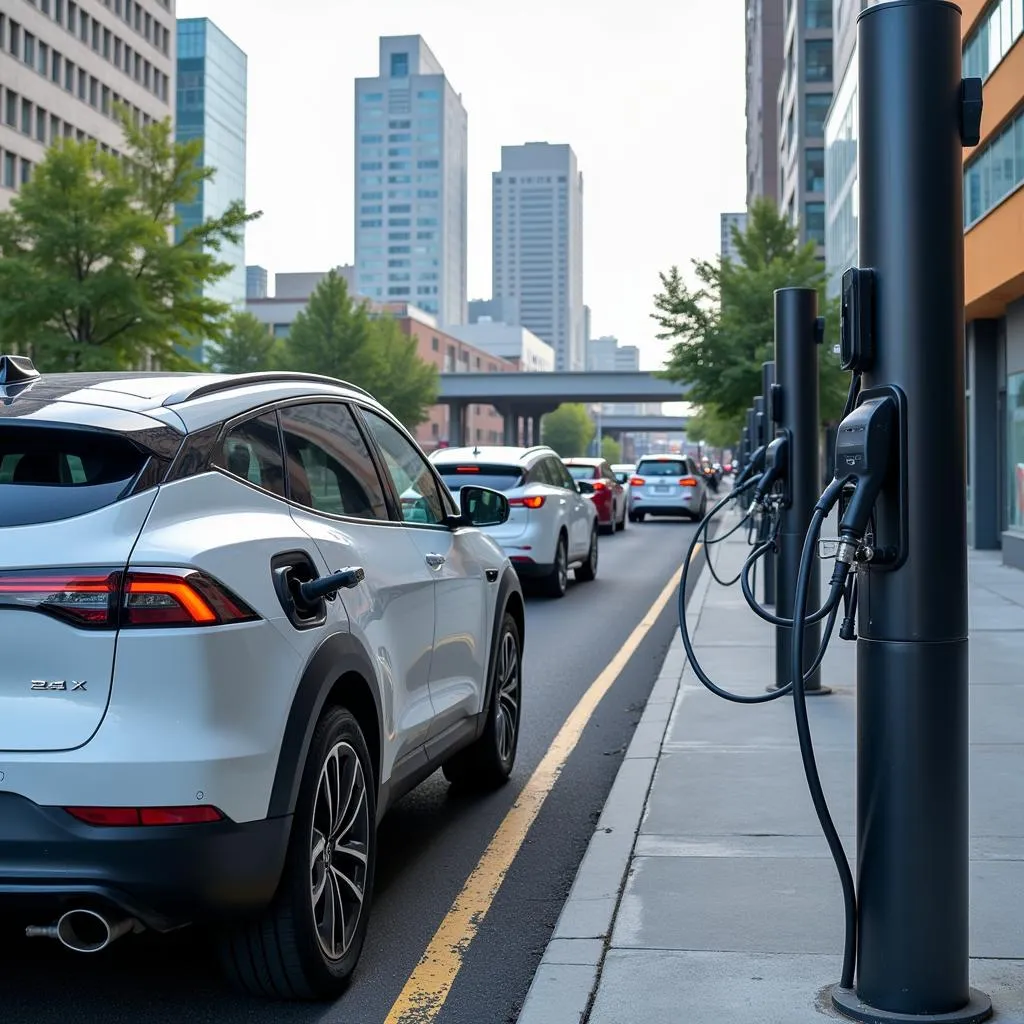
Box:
[0,792,290,931]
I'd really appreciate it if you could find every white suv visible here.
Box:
[0,357,526,1001]
[430,445,599,598]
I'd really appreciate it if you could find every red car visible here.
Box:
[562,457,628,534]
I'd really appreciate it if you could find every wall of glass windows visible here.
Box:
[824,47,859,298]
[963,0,1023,81]
[963,104,1024,227]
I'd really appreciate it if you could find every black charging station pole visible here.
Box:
[760,365,778,606]
[739,425,750,473]
[753,395,775,605]
[770,289,827,696]
[830,2,990,1021]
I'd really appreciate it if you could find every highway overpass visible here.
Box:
[438,371,689,445]
[598,414,689,436]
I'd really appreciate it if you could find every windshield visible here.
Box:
[565,464,598,481]
[0,425,148,527]
[637,460,687,477]
[436,463,524,492]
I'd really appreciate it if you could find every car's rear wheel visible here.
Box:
[443,613,522,790]
[575,526,599,582]
[219,707,376,1000]
[616,503,627,532]
[541,534,569,598]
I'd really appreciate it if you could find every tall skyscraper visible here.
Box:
[776,0,833,255]
[0,0,175,211]
[492,142,585,371]
[354,36,468,326]
[175,16,248,333]
[745,0,785,208]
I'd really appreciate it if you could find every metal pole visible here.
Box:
[753,393,776,606]
[739,426,750,472]
[831,2,990,1021]
[761,366,774,602]
[770,289,827,696]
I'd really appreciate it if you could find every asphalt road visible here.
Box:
[0,514,705,1024]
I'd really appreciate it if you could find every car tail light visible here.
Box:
[453,466,480,473]
[680,476,699,486]
[630,476,646,486]
[592,480,608,491]
[64,805,225,827]
[509,495,546,509]
[0,568,258,629]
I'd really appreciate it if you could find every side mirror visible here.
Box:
[458,485,510,527]
[575,479,596,495]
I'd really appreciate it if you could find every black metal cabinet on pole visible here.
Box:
[771,289,826,695]
[831,2,990,1021]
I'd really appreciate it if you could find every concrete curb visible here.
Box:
[515,538,717,1024]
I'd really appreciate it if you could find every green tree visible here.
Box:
[209,311,282,373]
[283,270,384,386]
[601,435,623,463]
[652,197,848,426]
[541,403,595,457]
[281,271,438,428]
[369,315,439,428]
[685,403,744,449]
[0,108,259,372]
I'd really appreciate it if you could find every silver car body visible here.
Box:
[629,453,709,521]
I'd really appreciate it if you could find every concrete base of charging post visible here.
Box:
[830,986,993,1024]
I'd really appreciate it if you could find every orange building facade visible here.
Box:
[960,0,1024,566]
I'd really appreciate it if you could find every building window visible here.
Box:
[805,92,833,137]
[804,201,826,246]
[805,40,832,83]
[805,147,825,192]
[1009,372,1024,529]
[5,90,17,127]
[964,105,1024,226]
[805,0,832,28]
[2,152,15,188]
[390,52,409,77]
[963,0,1024,81]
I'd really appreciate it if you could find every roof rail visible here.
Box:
[0,354,40,386]
[162,371,375,408]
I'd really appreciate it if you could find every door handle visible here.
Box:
[425,553,446,569]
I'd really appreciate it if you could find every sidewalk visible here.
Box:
[517,513,1024,1023]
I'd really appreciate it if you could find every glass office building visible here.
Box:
[176,18,248,358]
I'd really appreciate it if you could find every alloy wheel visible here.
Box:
[557,540,568,591]
[310,741,370,961]
[495,630,521,763]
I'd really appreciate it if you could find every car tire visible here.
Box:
[541,534,569,598]
[617,506,627,532]
[575,526,599,583]
[219,707,377,1001]
[442,613,522,790]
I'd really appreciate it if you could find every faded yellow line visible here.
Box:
[383,547,700,1024]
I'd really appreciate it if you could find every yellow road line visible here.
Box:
[383,546,701,1024]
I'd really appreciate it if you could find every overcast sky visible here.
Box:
[176,0,747,370]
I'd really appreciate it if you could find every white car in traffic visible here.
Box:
[431,445,599,598]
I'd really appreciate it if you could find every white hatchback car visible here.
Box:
[0,357,525,1001]
[430,445,599,598]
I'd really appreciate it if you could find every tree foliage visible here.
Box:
[281,270,438,429]
[541,403,595,457]
[209,312,282,374]
[601,435,623,464]
[652,198,848,426]
[0,108,259,372]
[685,403,743,449]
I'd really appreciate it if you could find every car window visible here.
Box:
[565,463,598,481]
[638,460,687,477]
[360,409,447,525]
[0,424,149,527]
[614,470,629,484]
[213,413,286,497]
[436,462,524,493]
[526,459,555,487]
[279,403,389,521]
[549,457,578,491]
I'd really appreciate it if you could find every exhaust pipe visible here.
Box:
[26,909,141,952]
